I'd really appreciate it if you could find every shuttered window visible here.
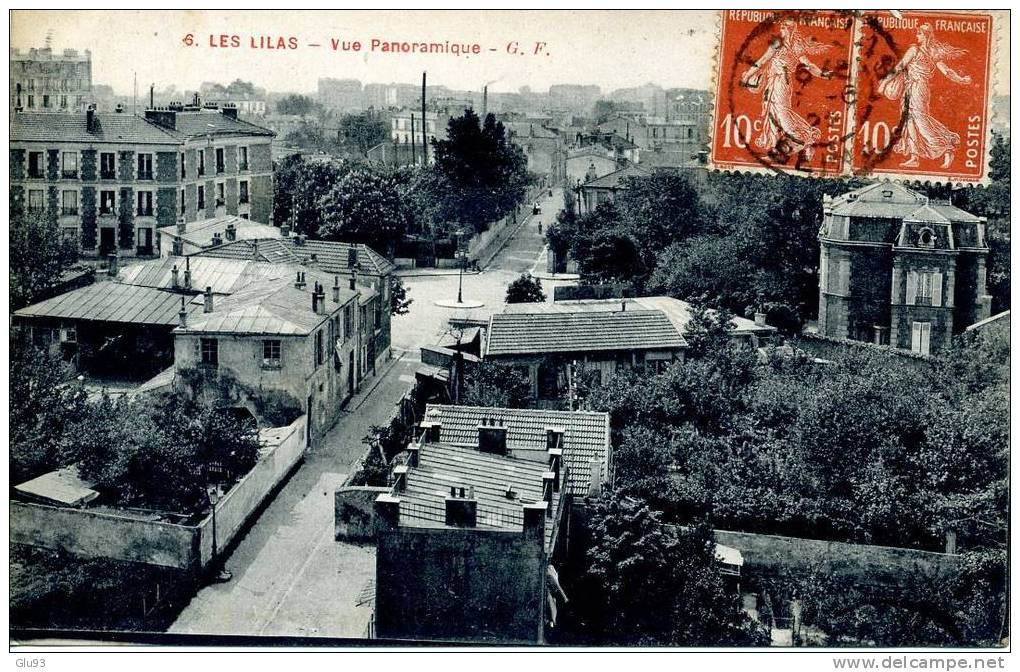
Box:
[911,322,931,355]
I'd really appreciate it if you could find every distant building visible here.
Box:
[206,98,267,117]
[10,46,93,114]
[10,99,275,259]
[173,270,366,441]
[547,84,601,115]
[818,182,991,355]
[318,78,364,112]
[565,149,619,191]
[577,163,650,213]
[505,122,566,184]
[485,296,776,404]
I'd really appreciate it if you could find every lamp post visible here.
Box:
[456,228,468,305]
[205,480,233,583]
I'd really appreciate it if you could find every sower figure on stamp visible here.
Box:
[879,23,972,169]
[740,19,832,161]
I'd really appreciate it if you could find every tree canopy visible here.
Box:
[505,273,546,304]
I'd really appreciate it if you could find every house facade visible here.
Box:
[10,101,274,259]
[818,182,991,355]
[10,47,93,114]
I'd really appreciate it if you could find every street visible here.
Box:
[168,187,573,639]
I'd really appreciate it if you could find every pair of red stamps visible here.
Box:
[711,10,994,183]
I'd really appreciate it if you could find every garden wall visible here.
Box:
[11,416,308,575]
[334,486,391,542]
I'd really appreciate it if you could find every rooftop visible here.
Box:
[11,112,182,146]
[14,467,98,508]
[176,274,358,336]
[157,215,281,249]
[423,404,611,497]
[15,282,203,326]
[119,255,294,295]
[486,307,686,357]
[582,163,651,189]
[826,182,981,223]
[147,107,275,139]
[193,237,396,276]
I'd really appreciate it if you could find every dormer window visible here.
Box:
[882,189,893,198]
[918,227,935,248]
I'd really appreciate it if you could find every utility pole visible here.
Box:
[410,114,417,166]
[421,71,428,164]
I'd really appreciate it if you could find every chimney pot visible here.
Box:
[107,252,119,277]
[171,264,180,289]
[477,422,508,456]
[177,296,188,328]
[445,493,477,528]
[203,286,214,313]
[183,257,192,289]
[225,223,237,241]
[754,311,768,327]
[332,275,341,303]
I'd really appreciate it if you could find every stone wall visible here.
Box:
[334,486,390,542]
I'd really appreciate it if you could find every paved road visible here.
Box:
[169,187,573,639]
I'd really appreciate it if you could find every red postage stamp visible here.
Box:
[711,10,856,177]
[710,9,996,183]
[851,11,994,182]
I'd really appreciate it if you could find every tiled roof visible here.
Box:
[424,404,611,497]
[119,256,293,295]
[827,182,980,223]
[11,112,183,145]
[177,276,357,336]
[582,163,650,189]
[512,296,776,336]
[15,282,201,326]
[486,309,686,356]
[193,238,396,276]
[159,110,275,139]
[397,441,560,549]
[157,215,281,249]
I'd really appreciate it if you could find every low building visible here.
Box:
[486,296,776,404]
[117,255,292,295]
[157,215,280,256]
[565,149,619,192]
[505,122,566,184]
[373,420,572,643]
[818,182,990,355]
[577,163,650,214]
[193,236,396,372]
[172,270,367,441]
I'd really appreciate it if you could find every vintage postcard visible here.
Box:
[7,7,1011,662]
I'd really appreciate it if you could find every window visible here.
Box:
[262,339,282,368]
[200,338,219,367]
[374,301,381,330]
[137,153,153,180]
[343,304,353,342]
[100,152,116,179]
[915,271,933,305]
[911,322,932,356]
[42,94,50,108]
[239,180,249,204]
[197,185,205,210]
[198,150,206,176]
[61,152,78,179]
[216,182,225,207]
[215,148,225,174]
[180,188,186,214]
[27,94,34,108]
[28,151,44,178]
[99,190,115,214]
[28,189,45,212]
[27,78,35,91]
[137,191,153,216]
[907,269,942,307]
[60,95,67,109]
[61,190,78,216]
[239,146,249,171]
[180,152,186,179]
[314,330,324,368]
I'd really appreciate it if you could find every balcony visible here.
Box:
[137,171,154,181]
[61,207,79,217]
[100,170,116,180]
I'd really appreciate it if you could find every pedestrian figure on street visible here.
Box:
[538,221,543,234]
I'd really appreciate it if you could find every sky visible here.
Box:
[11,10,1010,97]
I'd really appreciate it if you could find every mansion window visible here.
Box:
[137,191,154,217]
[197,185,205,210]
[61,152,78,179]
[100,152,116,179]
[180,152,186,179]
[61,190,78,216]
[262,339,282,368]
[216,182,225,207]
[239,146,249,171]
[215,147,225,174]
[239,180,249,204]
[198,150,206,176]
[28,151,44,178]
[199,338,219,368]
[100,190,116,215]
[137,153,153,180]
[28,189,45,213]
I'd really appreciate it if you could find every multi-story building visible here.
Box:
[317,78,364,112]
[10,47,93,114]
[173,270,366,441]
[818,182,991,355]
[10,100,275,258]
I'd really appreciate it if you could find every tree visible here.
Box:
[461,361,532,408]
[10,208,80,310]
[390,275,413,316]
[505,273,546,303]
[431,109,530,233]
[318,168,408,256]
[563,496,769,646]
[339,112,388,156]
[276,93,319,116]
[618,170,707,266]
[272,156,349,238]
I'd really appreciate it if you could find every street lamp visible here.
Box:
[455,228,468,305]
[205,481,233,584]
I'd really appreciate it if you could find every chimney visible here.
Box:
[548,446,563,492]
[86,105,97,134]
[754,311,768,327]
[316,282,326,314]
[621,299,627,312]
[293,234,305,246]
[183,256,192,289]
[176,215,186,235]
[144,107,177,130]
[349,268,358,291]
[177,296,188,328]
[252,239,259,260]
[171,264,180,289]
[294,270,306,290]
[203,286,214,313]
[420,421,441,443]
[523,502,547,543]
[311,281,321,314]
[477,418,508,456]
[546,427,565,452]
[106,252,118,277]
[281,223,291,237]
[445,489,477,528]
[406,442,420,468]
[332,275,341,303]
[307,253,319,269]
[224,222,237,241]
[392,465,409,493]
[374,493,400,532]
[543,471,557,512]
[588,458,603,497]
[114,103,125,114]
[211,232,223,247]
[221,104,238,120]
